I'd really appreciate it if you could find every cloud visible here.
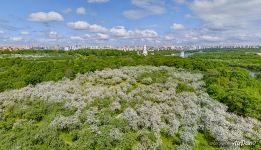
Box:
[175,0,187,4]
[131,0,165,14]
[171,23,185,30]
[134,29,158,38]
[96,33,109,40]
[48,31,59,39]
[89,24,108,33]
[190,0,261,29]
[76,7,86,15]
[123,10,148,20]
[10,37,23,41]
[67,21,89,30]
[69,33,110,41]
[187,0,261,43]
[67,21,108,33]
[70,36,84,40]
[68,23,158,40]
[20,31,29,35]
[165,34,175,40]
[84,34,91,38]
[110,26,130,37]
[110,25,158,39]
[185,14,193,19]
[87,0,110,3]
[29,11,64,22]
[123,0,166,19]
[200,35,222,42]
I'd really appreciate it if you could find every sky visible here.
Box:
[0,0,261,46]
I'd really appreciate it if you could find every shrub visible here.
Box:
[51,115,80,131]
[176,82,195,93]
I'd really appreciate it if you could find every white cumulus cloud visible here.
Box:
[171,23,185,30]
[188,0,261,43]
[110,26,130,37]
[89,24,108,33]
[110,26,158,39]
[29,11,64,22]
[135,29,158,38]
[190,0,261,29]
[96,33,109,40]
[76,7,86,15]
[67,21,108,33]
[67,21,89,30]
[123,0,166,19]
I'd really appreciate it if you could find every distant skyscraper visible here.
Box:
[143,45,148,56]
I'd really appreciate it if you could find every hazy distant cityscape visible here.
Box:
[1,44,261,51]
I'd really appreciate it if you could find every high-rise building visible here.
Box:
[143,45,148,56]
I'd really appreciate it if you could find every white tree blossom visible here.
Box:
[0,66,260,149]
[109,128,123,141]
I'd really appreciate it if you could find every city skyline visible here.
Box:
[1,0,261,46]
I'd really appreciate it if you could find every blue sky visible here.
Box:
[0,0,261,46]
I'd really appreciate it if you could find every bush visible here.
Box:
[176,82,195,93]
[25,74,42,85]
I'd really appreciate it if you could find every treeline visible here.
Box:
[68,49,137,56]
[0,49,137,56]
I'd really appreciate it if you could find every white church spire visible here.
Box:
[143,45,148,56]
